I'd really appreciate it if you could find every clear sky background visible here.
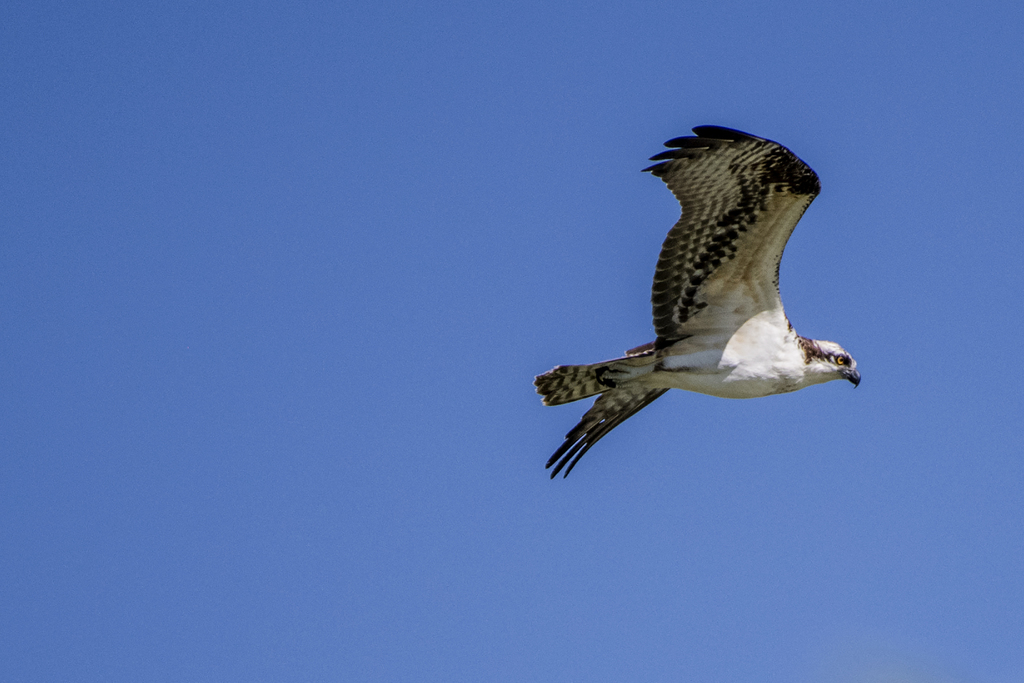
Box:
[3,1,1023,681]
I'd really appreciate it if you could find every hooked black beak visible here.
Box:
[844,368,861,387]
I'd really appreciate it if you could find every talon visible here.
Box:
[595,366,617,388]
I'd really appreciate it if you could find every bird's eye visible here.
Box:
[836,356,846,365]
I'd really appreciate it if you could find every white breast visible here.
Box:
[645,309,808,399]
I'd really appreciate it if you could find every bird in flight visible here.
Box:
[535,126,860,478]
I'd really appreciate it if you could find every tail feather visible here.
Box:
[534,363,608,406]
[534,345,658,406]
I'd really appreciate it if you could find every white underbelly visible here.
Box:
[647,369,800,399]
[648,309,803,398]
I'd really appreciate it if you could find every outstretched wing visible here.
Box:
[644,126,820,343]
[545,387,668,478]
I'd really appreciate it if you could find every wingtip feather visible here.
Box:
[690,125,758,141]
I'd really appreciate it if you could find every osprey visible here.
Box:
[535,126,860,478]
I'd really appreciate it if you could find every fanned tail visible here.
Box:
[534,363,608,406]
[534,345,658,406]
[546,388,668,478]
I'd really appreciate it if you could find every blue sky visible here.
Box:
[3,1,1023,681]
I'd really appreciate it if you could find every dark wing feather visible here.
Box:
[644,126,820,342]
[545,388,668,478]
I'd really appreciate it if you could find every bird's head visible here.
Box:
[803,339,860,387]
